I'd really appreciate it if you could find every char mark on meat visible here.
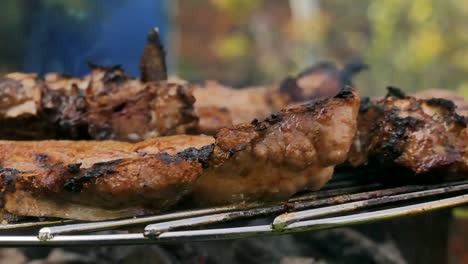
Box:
[0,88,360,220]
[349,87,468,179]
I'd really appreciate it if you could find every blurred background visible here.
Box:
[2,0,468,97]
[1,1,468,262]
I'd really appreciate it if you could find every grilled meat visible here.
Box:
[193,81,288,133]
[349,87,467,178]
[414,89,468,116]
[0,88,359,220]
[193,87,360,205]
[0,65,197,141]
[196,106,233,135]
[279,61,368,102]
[194,62,366,134]
[0,135,212,221]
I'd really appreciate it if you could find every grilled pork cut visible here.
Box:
[0,88,359,221]
[349,87,467,177]
[193,62,367,134]
[192,87,360,205]
[0,65,197,141]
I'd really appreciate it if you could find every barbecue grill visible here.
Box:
[1,169,466,246]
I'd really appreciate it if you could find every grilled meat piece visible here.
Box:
[196,106,233,135]
[193,87,360,205]
[193,81,288,133]
[194,62,366,134]
[0,88,359,220]
[279,61,368,102]
[349,87,467,177]
[0,65,197,141]
[0,73,57,139]
[0,135,212,221]
[86,77,197,141]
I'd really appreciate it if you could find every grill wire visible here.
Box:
[0,168,467,246]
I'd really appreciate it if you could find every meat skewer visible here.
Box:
[0,87,360,221]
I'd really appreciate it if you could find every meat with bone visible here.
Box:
[349,87,467,178]
[0,65,197,141]
[0,87,359,220]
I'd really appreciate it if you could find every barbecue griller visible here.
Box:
[0,169,466,246]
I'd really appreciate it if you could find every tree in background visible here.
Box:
[2,0,468,96]
[175,0,468,96]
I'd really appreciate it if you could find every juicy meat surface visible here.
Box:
[0,66,197,141]
[193,87,360,205]
[0,88,359,220]
[0,135,212,221]
[349,87,467,177]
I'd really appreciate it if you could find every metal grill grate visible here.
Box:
[0,171,467,246]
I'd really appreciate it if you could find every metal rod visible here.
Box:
[0,182,463,245]
[144,205,284,237]
[145,180,468,237]
[290,180,468,211]
[38,204,243,241]
[273,182,468,229]
[0,233,150,246]
[35,182,397,239]
[289,183,385,202]
[155,194,468,242]
[0,220,74,230]
[33,179,468,240]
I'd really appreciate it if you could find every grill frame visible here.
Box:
[0,173,467,246]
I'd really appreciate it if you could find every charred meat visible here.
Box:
[194,62,366,134]
[349,87,467,178]
[193,86,360,205]
[0,88,359,220]
[279,61,368,102]
[414,89,468,117]
[0,66,197,141]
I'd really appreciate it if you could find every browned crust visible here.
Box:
[0,66,197,141]
[0,87,360,220]
[193,87,360,205]
[349,87,467,177]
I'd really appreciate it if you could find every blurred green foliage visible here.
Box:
[180,0,468,96]
[2,0,468,97]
